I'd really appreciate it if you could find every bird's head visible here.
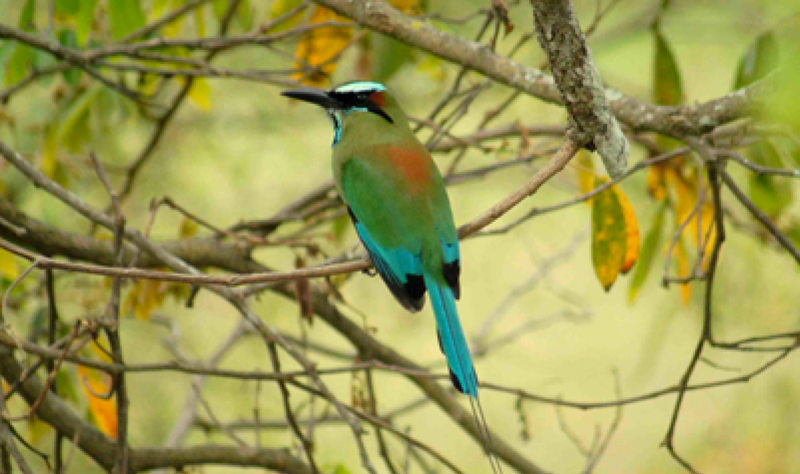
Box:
[282,81,402,146]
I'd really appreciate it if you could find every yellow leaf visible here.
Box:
[674,238,692,304]
[591,177,627,291]
[179,216,199,238]
[188,77,212,110]
[77,365,117,439]
[388,0,419,13]
[646,162,668,200]
[0,249,19,280]
[666,168,716,266]
[575,150,595,202]
[615,186,640,274]
[292,7,352,87]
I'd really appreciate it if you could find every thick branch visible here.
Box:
[311,0,766,139]
[530,0,628,177]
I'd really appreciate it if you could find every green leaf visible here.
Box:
[58,84,101,151]
[212,0,228,20]
[56,0,81,15]
[19,0,36,31]
[237,0,253,29]
[331,465,353,474]
[591,178,628,291]
[786,225,800,251]
[628,202,666,303]
[58,29,82,84]
[371,33,414,82]
[108,0,146,39]
[747,141,793,219]
[29,307,49,337]
[76,0,98,45]
[331,214,350,244]
[194,4,206,36]
[4,44,33,86]
[652,25,682,106]
[54,369,80,403]
[734,32,778,89]
[187,77,212,110]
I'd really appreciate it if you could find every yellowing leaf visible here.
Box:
[124,279,166,320]
[416,55,446,82]
[123,277,186,320]
[292,7,352,87]
[28,415,51,445]
[156,0,188,38]
[616,186,640,274]
[591,178,627,291]
[272,0,303,17]
[269,0,304,32]
[0,249,19,280]
[77,365,117,439]
[667,168,716,263]
[41,124,59,178]
[194,4,205,36]
[188,77,212,110]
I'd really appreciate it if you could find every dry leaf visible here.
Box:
[78,365,117,439]
[616,186,640,274]
[293,7,352,87]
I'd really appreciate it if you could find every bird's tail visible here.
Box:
[425,274,504,474]
[424,274,478,397]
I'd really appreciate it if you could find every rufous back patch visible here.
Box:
[385,146,432,189]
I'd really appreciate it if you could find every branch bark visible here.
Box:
[530,0,628,177]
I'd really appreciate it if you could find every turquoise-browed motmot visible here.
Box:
[282,81,479,398]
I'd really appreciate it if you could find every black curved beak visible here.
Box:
[281,88,338,109]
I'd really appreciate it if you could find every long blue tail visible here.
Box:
[424,274,478,398]
[425,274,504,474]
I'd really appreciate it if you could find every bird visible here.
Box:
[283,81,503,473]
[282,81,479,398]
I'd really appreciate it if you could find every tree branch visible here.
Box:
[311,0,767,139]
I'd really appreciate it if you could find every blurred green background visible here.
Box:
[1,0,800,473]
